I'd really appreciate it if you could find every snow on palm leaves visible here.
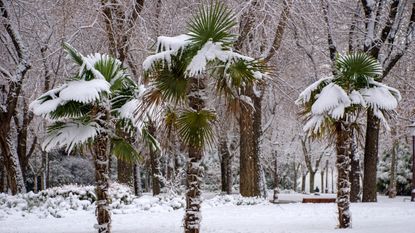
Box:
[29,43,139,158]
[296,53,401,136]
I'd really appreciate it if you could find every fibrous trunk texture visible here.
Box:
[335,121,352,228]
[117,160,133,185]
[363,110,379,202]
[94,133,111,233]
[184,78,205,233]
[239,87,261,197]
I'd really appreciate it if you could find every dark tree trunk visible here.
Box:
[117,160,133,185]
[293,163,300,192]
[320,170,324,193]
[363,110,379,202]
[335,121,352,228]
[301,170,308,193]
[350,131,361,202]
[148,122,161,196]
[219,135,232,194]
[309,172,316,193]
[0,159,4,192]
[325,160,329,193]
[133,163,142,196]
[239,87,261,197]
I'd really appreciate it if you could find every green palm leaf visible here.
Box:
[111,137,142,163]
[187,1,236,47]
[335,53,382,89]
[177,109,216,149]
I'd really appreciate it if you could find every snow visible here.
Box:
[311,83,350,119]
[60,79,110,104]
[42,122,99,153]
[295,77,333,104]
[156,34,191,52]
[0,190,413,233]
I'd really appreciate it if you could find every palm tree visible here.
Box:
[141,2,266,233]
[30,43,140,233]
[296,53,401,228]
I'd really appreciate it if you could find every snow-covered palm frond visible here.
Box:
[42,121,99,153]
[156,34,192,52]
[30,79,110,118]
[29,85,67,115]
[311,83,351,119]
[60,79,110,103]
[295,77,332,105]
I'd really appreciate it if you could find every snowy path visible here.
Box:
[1,196,414,233]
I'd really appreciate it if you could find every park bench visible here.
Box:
[302,197,336,203]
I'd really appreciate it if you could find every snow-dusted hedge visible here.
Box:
[0,184,272,219]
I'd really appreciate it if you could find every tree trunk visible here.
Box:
[239,87,261,197]
[301,170,308,193]
[325,160,329,193]
[293,163,299,192]
[320,170,324,193]
[335,121,351,228]
[93,133,111,233]
[0,161,4,192]
[219,135,232,194]
[309,172,316,193]
[133,163,142,196]
[0,133,26,195]
[388,140,398,198]
[350,131,361,202]
[273,151,279,202]
[148,122,161,196]
[363,110,379,202]
[117,160,133,185]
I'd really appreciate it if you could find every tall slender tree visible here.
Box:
[30,44,140,233]
[297,53,401,228]
[141,2,266,232]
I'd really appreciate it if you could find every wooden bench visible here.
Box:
[302,198,336,203]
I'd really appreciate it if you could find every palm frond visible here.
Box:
[49,101,92,119]
[187,1,236,47]
[63,42,83,66]
[177,109,216,149]
[111,137,142,163]
[43,121,99,153]
[141,124,161,152]
[335,53,383,88]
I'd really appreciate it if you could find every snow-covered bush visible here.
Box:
[377,144,413,195]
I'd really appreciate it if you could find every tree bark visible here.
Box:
[239,88,261,197]
[350,130,361,202]
[219,135,232,194]
[117,160,133,185]
[183,78,205,233]
[148,122,161,196]
[362,110,379,202]
[335,121,352,228]
[93,133,111,233]
[273,151,279,202]
[388,139,398,198]
[133,163,142,196]
[309,171,316,193]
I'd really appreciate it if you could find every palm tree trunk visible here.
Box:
[183,78,206,233]
[94,133,111,233]
[335,121,352,228]
[362,110,379,202]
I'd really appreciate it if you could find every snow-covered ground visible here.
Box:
[0,187,414,233]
